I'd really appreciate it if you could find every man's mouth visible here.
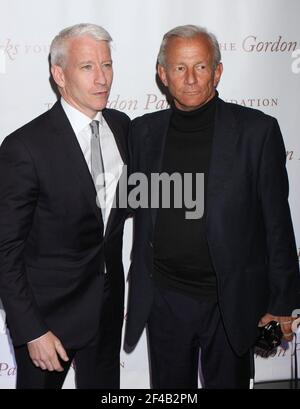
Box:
[184,90,200,95]
[93,91,108,96]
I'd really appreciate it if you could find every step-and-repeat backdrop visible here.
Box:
[0,0,299,388]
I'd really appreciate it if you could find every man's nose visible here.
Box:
[185,68,197,85]
[94,66,107,85]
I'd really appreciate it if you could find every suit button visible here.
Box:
[149,241,153,248]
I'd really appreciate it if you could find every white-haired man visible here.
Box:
[0,23,130,389]
[125,25,300,388]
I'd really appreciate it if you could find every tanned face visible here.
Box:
[158,34,223,111]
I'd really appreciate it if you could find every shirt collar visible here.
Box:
[61,98,103,135]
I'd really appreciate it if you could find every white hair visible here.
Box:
[157,24,221,69]
[50,23,112,67]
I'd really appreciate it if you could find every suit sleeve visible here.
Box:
[258,117,300,315]
[0,135,48,345]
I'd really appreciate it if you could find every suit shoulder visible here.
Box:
[104,108,130,124]
[2,108,52,149]
[223,100,276,125]
[0,110,52,161]
[132,109,171,127]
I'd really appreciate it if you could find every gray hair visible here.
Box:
[50,23,112,67]
[157,25,221,70]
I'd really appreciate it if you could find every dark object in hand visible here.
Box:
[255,321,283,352]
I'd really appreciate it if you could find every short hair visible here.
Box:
[157,24,221,70]
[50,23,112,67]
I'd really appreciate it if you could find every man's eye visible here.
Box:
[196,64,206,70]
[81,65,92,70]
[175,66,185,72]
[102,62,112,69]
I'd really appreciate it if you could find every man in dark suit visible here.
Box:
[125,25,300,388]
[0,23,129,389]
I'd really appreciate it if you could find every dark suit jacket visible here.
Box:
[0,101,130,348]
[125,97,300,356]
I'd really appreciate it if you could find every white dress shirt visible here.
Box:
[61,98,124,232]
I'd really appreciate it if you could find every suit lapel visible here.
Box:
[103,109,127,164]
[146,110,172,228]
[206,99,239,225]
[49,101,103,227]
[102,109,128,239]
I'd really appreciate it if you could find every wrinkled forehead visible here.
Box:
[164,34,214,65]
[64,35,111,63]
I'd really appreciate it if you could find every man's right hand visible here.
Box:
[27,331,69,372]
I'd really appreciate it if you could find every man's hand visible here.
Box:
[259,313,295,342]
[27,331,69,372]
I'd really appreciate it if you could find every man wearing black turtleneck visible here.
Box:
[154,95,217,300]
[125,25,300,389]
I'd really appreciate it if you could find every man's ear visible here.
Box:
[157,64,168,87]
[51,65,65,88]
[213,62,223,88]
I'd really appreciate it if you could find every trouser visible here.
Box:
[14,274,123,389]
[147,284,253,389]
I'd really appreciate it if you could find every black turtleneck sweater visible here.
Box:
[153,94,218,299]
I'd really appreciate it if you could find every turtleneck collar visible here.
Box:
[170,91,218,132]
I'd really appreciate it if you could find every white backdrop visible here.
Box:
[0,0,299,389]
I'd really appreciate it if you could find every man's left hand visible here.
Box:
[259,313,295,342]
